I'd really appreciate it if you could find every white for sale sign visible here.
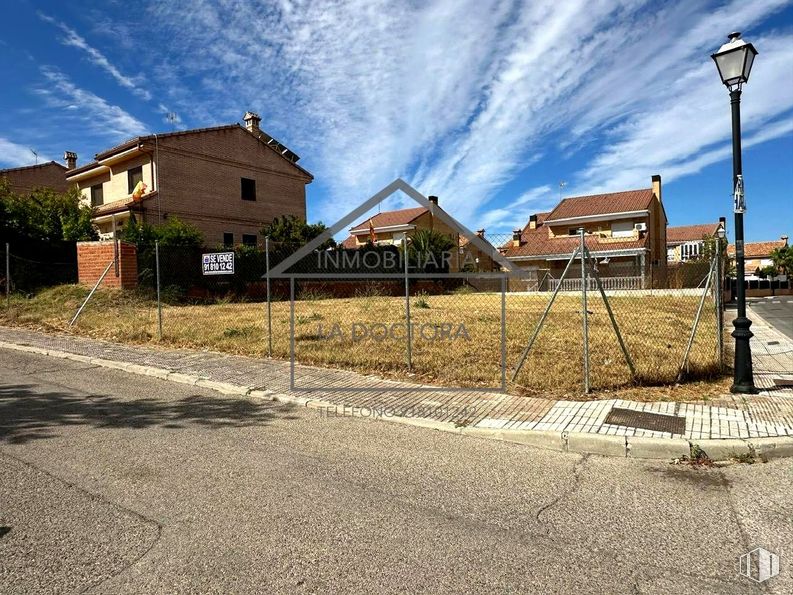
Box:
[202,252,235,275]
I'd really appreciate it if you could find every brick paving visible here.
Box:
[1,322,791,441]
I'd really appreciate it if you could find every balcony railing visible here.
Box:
[547,276,643,291]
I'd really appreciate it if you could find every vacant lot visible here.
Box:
[1,285,723,397]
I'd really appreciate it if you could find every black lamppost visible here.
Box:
[711,32,758,394]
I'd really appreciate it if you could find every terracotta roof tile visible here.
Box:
[349,207,427,233]
[727,239,788,259]
[503,232,647,259]
[545,189,655,222]
[667,223,721,244]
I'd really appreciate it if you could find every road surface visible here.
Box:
[750,296,793,341]
[0,348,790,593]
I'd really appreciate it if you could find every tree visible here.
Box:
[0,180,96,242]
[407,229,456,272]
[758,265,778,279]
[770,245,793,277]
[260,215,335,249]
[122,217,204,248]
[702,233,735,277]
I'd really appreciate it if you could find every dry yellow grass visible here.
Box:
[1,285,724,398]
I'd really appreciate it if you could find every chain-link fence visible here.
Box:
[1,232,729,396]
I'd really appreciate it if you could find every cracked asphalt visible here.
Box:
[0,348,791,594]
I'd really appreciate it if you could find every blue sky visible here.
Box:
[1,0,791,243]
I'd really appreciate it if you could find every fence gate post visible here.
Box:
[580,228,590,394]
[265,236,272,357]
[5,243,9,309]
[155,240,163,340]
[404,238,412,371]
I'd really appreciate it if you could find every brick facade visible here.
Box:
[69,123,311,247]
[0,162,69,195]
[77,241,138,289]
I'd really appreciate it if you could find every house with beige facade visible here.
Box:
[666,219,725,263]
[502,175,668,289]
[728,237,789,279]
[341,197,499,272]
[0,151,77,195]
[66,112,312,247]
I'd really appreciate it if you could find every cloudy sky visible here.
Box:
[1,0,791,242]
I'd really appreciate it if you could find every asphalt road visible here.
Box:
[0,349,791,594]
[750,297,793,341]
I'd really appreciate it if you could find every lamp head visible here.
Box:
[711,32,758,91]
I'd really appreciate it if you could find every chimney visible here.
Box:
[476,229,485,238]
[651,174,662,202]
[782,235,789,247]
[64,151,77,170]
[428,195,438,206]
[243,111,261,135]
[529,214,538,230]
[512,229,522,248]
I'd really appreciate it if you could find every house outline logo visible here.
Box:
[267,178,532,279]
[738,547,780,583]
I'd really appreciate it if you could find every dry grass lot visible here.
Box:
[1,285,727,400]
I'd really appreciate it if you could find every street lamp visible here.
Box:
[712,32,758,394]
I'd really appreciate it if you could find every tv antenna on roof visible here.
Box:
[166,112,178,130]
[30,149,38,165]
[559,180,566,200]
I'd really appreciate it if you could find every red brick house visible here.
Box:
[0,152,78,194]
[502,175,668,288]
[66,112,312,247]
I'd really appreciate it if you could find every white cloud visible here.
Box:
[576,32,793,193]
[139,0,792,226]
[38,11,152,101]
[478,185,554,232]
[0,138,49,168]
[36,67,148,138]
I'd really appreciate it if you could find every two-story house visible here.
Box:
[0,151,77,195]
[502,175,667,288]
[666,219,725,262]
[66,112,313,247]
[341,197,498,272]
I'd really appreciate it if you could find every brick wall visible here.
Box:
[1,162,69,195]
[154,127,309,247]
[77,241,138,289]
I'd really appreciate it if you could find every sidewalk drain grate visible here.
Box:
[604,408,686,434]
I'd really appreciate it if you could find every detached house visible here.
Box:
[0,151,77,195]
[66,112,312,247]
[341,197,499,272]
[666,219,726,262]
[502,175,668,288]
[728,237,789,279]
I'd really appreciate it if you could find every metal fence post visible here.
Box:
[501,275,507,391]
[404,238,412,371]
[265,236,272,357]
[580,228,590,394]
[715,247,724,370]
[5,243,9,309]
[155,240,163,340]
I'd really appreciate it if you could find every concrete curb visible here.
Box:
[2,339,792,462]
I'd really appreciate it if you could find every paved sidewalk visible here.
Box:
[745,298,793,389]
[1,325,792,455]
